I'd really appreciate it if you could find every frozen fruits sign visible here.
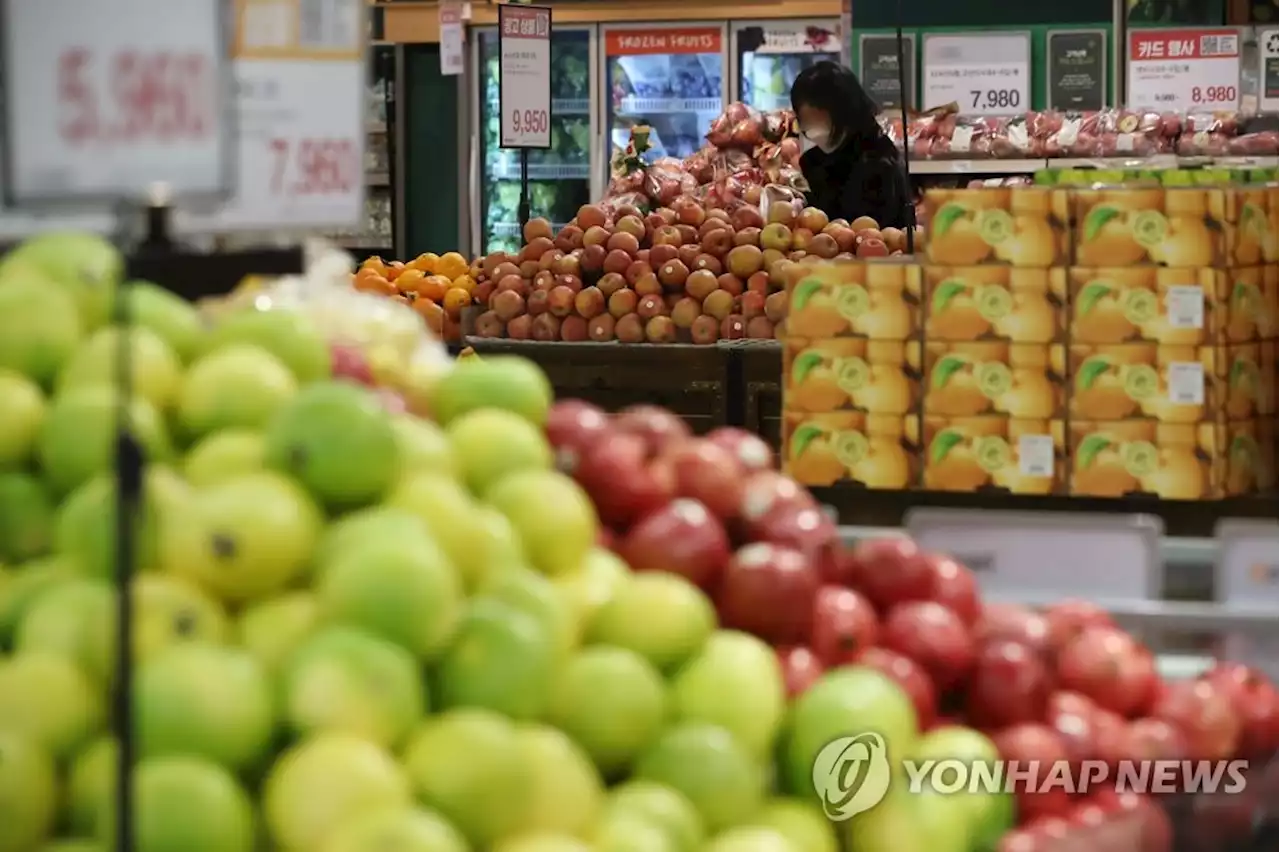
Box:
[606,28,722,56]
[1127,28,1241,111]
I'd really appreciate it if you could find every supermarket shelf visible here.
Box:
[490,161,591,181]
[491,221,569,238]
[367,120,387,134]
[617,96,722,115]
[366,171,390,187]
[910,159,1047,175]
[485,95,591,116]
[910,155,1279,175]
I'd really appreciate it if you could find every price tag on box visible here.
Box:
[0,0,232,205]
[499,4,552,150]
[178,0,366,234]
[1126,28,1242,111]
[922,32,1031,115]
[905,509,1164,606]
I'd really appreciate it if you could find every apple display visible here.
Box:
[809,586,878,666]
[880,601,976,691]
[716,543,819,645]
[618,498,731,589]
[965,639,1051,728]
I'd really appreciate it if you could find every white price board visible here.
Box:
[439,1,464,77]
[1126,28,1241,111]
[1214,519,1279,677]
[499,4,552,150]
[176,0,365,234]
[904,509,1163,606]
[922,32,1031,115]
[0,0,232,205]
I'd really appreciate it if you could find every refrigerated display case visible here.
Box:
[602,23,728,168]
[730,19,841,113]
[473,26,597,256]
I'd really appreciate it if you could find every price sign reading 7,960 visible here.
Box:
[499,4,552,149]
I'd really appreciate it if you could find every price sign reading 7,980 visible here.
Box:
[499,4,552,149]
[922,32,1031,117]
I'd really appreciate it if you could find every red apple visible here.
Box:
[1091,707,1131,770]
[920,552,980,625]
[843,537,934,611]
[994,829,1041,852]
[778,646,825,699]
[704,427,774,473]
[544,399,610,474]
[1045,600,1115,652]
[749,504,840,582]
[880,601,976,691]
[614,404,692,454]
[574,432,674,529]
[618,499,731,589]
[1202,663,1280,757]
[736,470,817,536]
[1150,679,1241,761]
[809,586,878,666]
[658,438,746,521]
[1056,626,1158,717]
[716,543,820,645]
[976,603,1054,658]
[852,646,938,730]
[330,344,375,384]
[992,724,1075,821]
[1046,690,1101,769]
[966,639,1052,729]
[1125,717,1187,762]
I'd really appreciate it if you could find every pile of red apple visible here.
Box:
[467,201,917,344]
[547,397,1279,851]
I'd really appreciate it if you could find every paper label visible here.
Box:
[950,126,974,153]
[1167,361,1205,404]
[1017,434,1055,477]
[1165,285,1205,329]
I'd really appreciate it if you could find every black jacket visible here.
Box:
[799,141,910,229]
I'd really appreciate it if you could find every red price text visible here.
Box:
[58,47,213,146]
[269,138,359,197]
[1191,85,1238,104]
[510,109,548,136]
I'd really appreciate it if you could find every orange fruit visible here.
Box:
[414,297,445,333]
[436,252,469,280]
[450,274,476,296]
[443,287,471,318]
[395,267,428,293]
[410,252,440,273]
[362,256,388,276]
[385,261,408,281]
[354,268,395,295]
[421,275,451,303]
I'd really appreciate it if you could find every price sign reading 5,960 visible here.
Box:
[498,4,553,149]
[969,89,1022,110]
[269,138,359,198]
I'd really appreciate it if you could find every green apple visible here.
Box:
[428,354,553,427]
[911,726,1010,849]
[54,467,186,581]
[135,756,256,852]
[592,812,678,852]
[182,430,266,486]
[751,799,838,852]
[0,472,54,563]
[0,369,44,467]
[57,325,182,412]
[158,471,322,604]
[670,630,786,757]
[386,474,508,593]
[434,598,556,719]
[494,836,592,852]
[554,547,629,628]
[2,232,122,330]
[37,388,173,495]
[0,729,58,852]
[782,666,919,797]
[0,651,104,759]
[264,382,399,511]
[485,469,597,577]
[0,274,84,386]
[605,781,705,852]
[635,724,767,833]
[132,574,229,663]
[135,643,274,773]
[480,566,578,657]
[511,724,605,838]
[282,626,424,749]
[390,413,457,480]
[15,578,114,685]
[235,591,318,674]
[125,281,205,364]
[0,556,75,643]
[403,709,532,848]
[66,737,115,837]
[178,344,297,438]
[322,808,469,852]
[704,827,796,852]
[317,533,462,661]
[314,505,434,571]
[38,841,103,852]
[446,407,552,496]
[547,646,668,779]
[588,573,716,672]
[845,787,972,852]
[204,307,331,384]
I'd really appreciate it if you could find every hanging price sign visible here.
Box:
[179,0,365,233]
[922,32,1032,115]
[499,4,552,149]
[0,0,232,205]
[1126,28,1242,111]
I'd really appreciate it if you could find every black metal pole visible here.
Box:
[517,147,531,237]
[892,1,917,254]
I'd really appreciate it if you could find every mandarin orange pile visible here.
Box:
[352,252,481,341]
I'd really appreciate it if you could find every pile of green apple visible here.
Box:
[0,231,1009,852]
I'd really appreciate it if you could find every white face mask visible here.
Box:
[803,127,839,153]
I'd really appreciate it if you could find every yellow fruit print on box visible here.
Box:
[922,188,1068,267]
[922,417,1064,495]
[784,260,919,339]
[1070,188,1225,267]
[1224,187,1279,265]
[1068,267,1222,346]
[923,342,1065,419]
[924,266,1066,343]
[1069,421,1211,499]
[783,411,919,489]
[1069,344,1212,423]
[784,337,921,414]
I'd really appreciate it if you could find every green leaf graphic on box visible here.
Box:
[1233,281,1249,303]
[1076,357,1112,391]
[1077,281,1114,315]
[790,350,826,385]
[1083,206,1122,242]
[1229,358,1254,388]
[930,355,969,390]
[931,279,968,315]
[790,423,826,460]
[929,429,966,465]
[931,203,970,239]
[792,278,825,312]
[1076,434,1113,470]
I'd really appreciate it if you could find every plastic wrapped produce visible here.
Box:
[705,101,766,149]
[644,157,698,206]
[761,108,797,143]
[681,147,717,184]
[1225,131,1280,156]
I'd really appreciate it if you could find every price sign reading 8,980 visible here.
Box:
[499,4,552,149]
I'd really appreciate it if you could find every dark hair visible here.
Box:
[791,61,899,159]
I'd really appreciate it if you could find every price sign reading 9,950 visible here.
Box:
[2,0,229,202]
[498,4,553,149]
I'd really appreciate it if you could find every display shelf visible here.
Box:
[617,96,723,115]
[908,155,1280,174]
[490,161,591,181]
[552,98,590,115]
[910,159,1048,174]
[366,171,390,187]
[367,120,387,134]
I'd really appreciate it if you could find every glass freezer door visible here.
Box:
[732,20,841,113]
[477,26,594,255]
[603,24,728,169]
